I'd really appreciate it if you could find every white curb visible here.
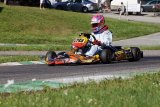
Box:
[0,61,45,66]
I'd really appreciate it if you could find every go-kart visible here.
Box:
[45,33,143,66]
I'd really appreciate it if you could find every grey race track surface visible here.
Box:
[113,32,160,46]
[0,54,160,84]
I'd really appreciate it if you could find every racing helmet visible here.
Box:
[91,14,105,33]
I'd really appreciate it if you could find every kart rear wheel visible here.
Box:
[45,51,57,66]
[128,47,141,62]
[100,49,113,64]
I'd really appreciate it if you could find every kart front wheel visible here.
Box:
[128,47,141,62]
[45,51,57,66]
[100,49,113,64]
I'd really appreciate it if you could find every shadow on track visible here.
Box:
[143,56,160,61]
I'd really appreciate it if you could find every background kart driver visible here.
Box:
[85,14,112,59]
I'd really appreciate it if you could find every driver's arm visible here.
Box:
[101,31,112,46]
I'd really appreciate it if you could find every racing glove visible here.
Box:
[93,40,101,46]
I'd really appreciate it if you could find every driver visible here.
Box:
[85,14,112,58]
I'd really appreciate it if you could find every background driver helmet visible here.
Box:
[91,14,105,33]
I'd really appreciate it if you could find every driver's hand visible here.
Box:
[93,40,101,46]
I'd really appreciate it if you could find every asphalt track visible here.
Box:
[0,54,160,84]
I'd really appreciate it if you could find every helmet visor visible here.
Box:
[91,23,99,28]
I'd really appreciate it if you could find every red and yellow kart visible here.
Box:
[45,33,143,66]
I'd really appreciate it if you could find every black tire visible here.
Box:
[45,51,57,66]
[128,47,141,62]
[100,49,113,64]
[82,7,88,13]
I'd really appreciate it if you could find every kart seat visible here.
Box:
[112,46,122,50]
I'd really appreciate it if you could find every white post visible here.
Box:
[4,0,7,5]
[126,1,128,15]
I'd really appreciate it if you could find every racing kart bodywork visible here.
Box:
[45,33,143,66]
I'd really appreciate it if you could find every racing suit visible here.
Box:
[85,25,112,56]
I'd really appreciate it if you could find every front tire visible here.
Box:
[45,51,57,66]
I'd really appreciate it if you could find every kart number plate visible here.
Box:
[74,38,85,43]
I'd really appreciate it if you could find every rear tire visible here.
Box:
[128,47,141,62]
[100,49,113,64]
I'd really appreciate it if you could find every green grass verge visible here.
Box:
[0,4,160,45]
[0,72,160,107]
[139,45,160,50]
[0,45,71,51]
[0,56,40,63]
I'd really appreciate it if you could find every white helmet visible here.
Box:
[91,14,105,33]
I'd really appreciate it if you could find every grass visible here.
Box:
[0,4,160,45]
[0,45,106,51]
[0,4,90,44]
[0,72,160,107]
[139,45,160,50]
[0,45,71,51]
[0,56,40,63]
